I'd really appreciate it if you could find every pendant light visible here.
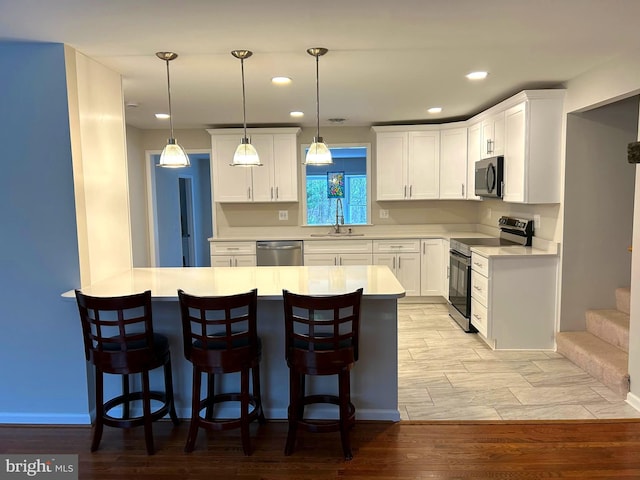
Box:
[304,47,332,165]
[156,52,190,168]
[230,50,262,166]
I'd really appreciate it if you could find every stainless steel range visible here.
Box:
[448,216,534,332]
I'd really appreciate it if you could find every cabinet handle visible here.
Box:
[409,185,413,197]
[276,186,279,199]
[334,257,338,266]
[404,185,407,198]
[473,314,482,320]
[447,266,450,278]
[234,258,238,267]
[473,261,483,267]
[398,257,401,269]
[229,259,233,267]
[339,257,343,266]
[473,285,482,291]
[423,243,425,254]
[393,257,396,269]
[461,184,465,197]
[247,187,251,200]
[227,247,239,251]
[271,187,274,200]
[486,139,493,154]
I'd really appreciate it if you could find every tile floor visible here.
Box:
[397,302,640,420]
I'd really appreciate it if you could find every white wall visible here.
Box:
[66,48,132,285]
[564,49,640,406]
[127,125,150,267]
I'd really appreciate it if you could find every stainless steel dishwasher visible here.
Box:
[256,240,303,266]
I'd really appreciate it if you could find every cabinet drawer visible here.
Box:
[471,270,488,306]
[304,239,372,254]
[471,252,489,276]
[373,239,420,253]
[210,241,256,255]
[471,297,488,337]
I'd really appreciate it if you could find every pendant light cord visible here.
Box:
[241,57,248,139]
[165,59,175,140]
[315,53,320,139]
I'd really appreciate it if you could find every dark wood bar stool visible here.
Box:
[74,290,179,455]
[282,288,363,460]
[178,288,265,454]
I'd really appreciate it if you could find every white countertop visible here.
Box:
[210,231,491,242]
[63,266,406,301]
[471,244,559,257]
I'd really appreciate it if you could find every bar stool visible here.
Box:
[74,289,179,455]
[282,288,363,460]
[178,288,265,454]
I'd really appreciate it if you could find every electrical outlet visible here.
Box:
[534,214,541,229]
[278,210,288,221]
[379,209,389,219]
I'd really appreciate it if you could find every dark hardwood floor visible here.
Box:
[2,420,640,479]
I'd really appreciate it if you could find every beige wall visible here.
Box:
[66,47,132,285]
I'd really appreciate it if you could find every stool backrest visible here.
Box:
[282,288,363,373]
[75,289,157,372]
[178,289,259,371]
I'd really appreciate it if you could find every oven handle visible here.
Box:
[450,249,471,266]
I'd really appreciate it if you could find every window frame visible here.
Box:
[300,143,372,227]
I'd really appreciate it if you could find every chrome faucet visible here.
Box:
[333,198,344,233]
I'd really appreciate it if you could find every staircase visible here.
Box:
[556,287,630,397]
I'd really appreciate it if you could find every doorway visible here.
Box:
[147,151,213,267]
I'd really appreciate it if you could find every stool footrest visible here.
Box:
[296,394,355,433]
[102,391,171,429]
[196,393,262,431]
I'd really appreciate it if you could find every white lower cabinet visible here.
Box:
[420,239,445,296]
[210,241,257,267]
[303,239,373,266]
[373,239,421,296]
[471,251,557,349]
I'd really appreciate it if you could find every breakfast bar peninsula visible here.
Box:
[66,265,405,421]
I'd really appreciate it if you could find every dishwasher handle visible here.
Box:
[256,242,301,250]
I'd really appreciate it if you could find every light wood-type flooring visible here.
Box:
[398,302,640,421]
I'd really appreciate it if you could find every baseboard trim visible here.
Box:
[626,391,640,412]
[0,412,91,425]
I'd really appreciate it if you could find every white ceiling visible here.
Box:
[2,0,640,131]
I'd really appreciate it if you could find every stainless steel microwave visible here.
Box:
[475,156,504,198]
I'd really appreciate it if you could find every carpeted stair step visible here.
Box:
[586,309,630,353]
[616,287,630,315]
[556,331,629,397]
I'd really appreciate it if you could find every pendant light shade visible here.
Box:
[231,50,262,166]
[304,47,332,165]
[156,52,190,168]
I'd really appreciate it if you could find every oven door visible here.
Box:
[449,249,472,331]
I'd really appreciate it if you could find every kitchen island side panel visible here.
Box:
[93,297,400,422]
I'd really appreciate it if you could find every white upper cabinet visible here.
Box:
[502,91,565,204]
[209,128,300,203]
[439,126,468,199]
[480,111,505,159]
[374,128,440,201]
[466,121,482,200]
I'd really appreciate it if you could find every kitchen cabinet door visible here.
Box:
[375,131,407,201]
[407,131,439,199]
[304,253,338,266]
[338,253,372,266]
[251,133,298,202]
[420,239,444,296]
[439,127,468,199]
[480,112,505,159]
[212,135,253,202]
[374,129,439,200]
[466,122,482,200]
[373,252,420,296]
[502,92,564,204]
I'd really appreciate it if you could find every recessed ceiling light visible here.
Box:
[466,71,488,80]
[427,107,442,114]
[290,111,304,117]
[272,76,292,85]
[155,113,170,119]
